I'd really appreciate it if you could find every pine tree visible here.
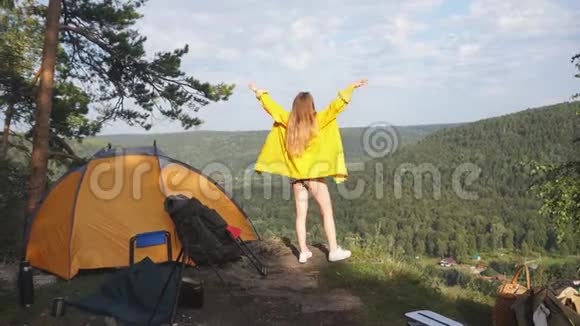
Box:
[22,0,235,217]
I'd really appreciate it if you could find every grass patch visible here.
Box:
[319,247,493,326]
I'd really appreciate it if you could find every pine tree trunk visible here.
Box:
[25,0,61,217]
[1,104,13,157]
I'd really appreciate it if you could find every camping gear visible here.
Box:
[164,195,241,265]
[144,245,197,325]
[493,264,531,326]
[145,195,266,324]
[226,225,268,276]
[179,277,204,309]
[23,145,259,279]
[551,280,580,297]
[163,195,267,275]
[511,287,580,326]
[50,297,66,317]
[405,310,463,325]
[69,257,181,325]
[129,231,172,266]
[17,261,33,307]
[557,287,580,313]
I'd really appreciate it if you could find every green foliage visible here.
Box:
[243,103,579,257]
[0,157,28,258]
[0,0,13,9]
[321,238,494,325]
[58,0,234,129]
[480,267,500,277]
[573,53,580,99]
[0,158,27,208]
[524,54,580,247]
[1,1,99,166]
[0,0,42,112]
[322,231,577,324]
[2,0,234,166]
[530,161,580,246]
[50,79,101,140]
[95,124,453,177]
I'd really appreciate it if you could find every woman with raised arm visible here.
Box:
[249,79,368,263]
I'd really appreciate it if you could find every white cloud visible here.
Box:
[384,15,426,44]
[372,75,413,89]
[400,0,445,13]
[281,51,313,71]
[458,43,480,58]
[290,18,316,40]
[100,0,580,133]
[467,0,580,36]
[216,48,241,61]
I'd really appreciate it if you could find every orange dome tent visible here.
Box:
[24,146,258,280]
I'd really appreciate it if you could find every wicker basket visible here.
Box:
[492,264,531,326]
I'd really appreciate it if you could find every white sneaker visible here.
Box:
[298,251,313,264]
[329,247,351,262]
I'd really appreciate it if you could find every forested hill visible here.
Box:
[93,124,457,174]
[246,102,580,258]
[372,102,579,197]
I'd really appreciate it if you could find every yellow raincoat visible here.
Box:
[254,86,355,183]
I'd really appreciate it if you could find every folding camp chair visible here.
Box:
[225,225,267,276]
[149,242,201,325]
[129,231,172,265]
[149,228,267,325]
[132,230,187,325]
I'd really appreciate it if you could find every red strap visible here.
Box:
[226,225,242,239]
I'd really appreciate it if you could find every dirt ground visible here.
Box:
[1,239,365,326]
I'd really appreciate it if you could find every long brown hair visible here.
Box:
[286,92,318,157]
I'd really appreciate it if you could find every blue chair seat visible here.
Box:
[129,231,172,265]
[135,231,169,248]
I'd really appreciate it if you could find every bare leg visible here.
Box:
[293,181,310,253]
[305,178,338,252]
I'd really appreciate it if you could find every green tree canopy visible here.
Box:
[2,0,234,166]
[573,53,580,100]
[57,0,234,130]
[528,53,579,247]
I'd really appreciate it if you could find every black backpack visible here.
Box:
[164,195,240,265]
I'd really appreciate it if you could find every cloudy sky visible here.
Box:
[101,0,580,134]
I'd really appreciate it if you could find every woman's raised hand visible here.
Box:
[248,82,258,93]
[351,79,368,88]
[248,82,266,97]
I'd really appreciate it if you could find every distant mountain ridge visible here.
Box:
[241,102,579,257]
[89,123,460,174]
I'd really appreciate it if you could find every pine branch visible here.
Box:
[47,150,84,163]
[6,141,31,158]
[49,132,76,156]
[7,131,85,163]
[31,69,40,86]
[59,24,112,54]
